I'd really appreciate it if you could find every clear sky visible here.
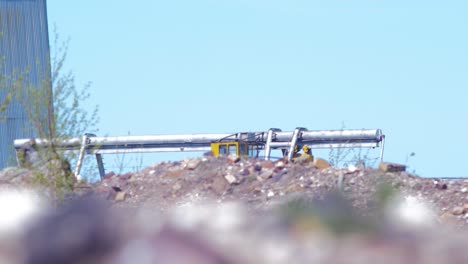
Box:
[46,0,468,178]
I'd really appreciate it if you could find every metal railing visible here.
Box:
[13,127,385,181]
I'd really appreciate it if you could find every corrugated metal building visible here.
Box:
[0,0,51,168]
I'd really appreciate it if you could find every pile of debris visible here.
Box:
[79,156,468,226]
[1,155,468,263]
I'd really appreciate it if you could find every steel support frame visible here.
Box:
[14,128,386,180]
[287,127,307,161]
[264,128,281,160]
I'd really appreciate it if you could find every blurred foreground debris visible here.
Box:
[0,193,465,264]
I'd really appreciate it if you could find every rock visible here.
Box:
[261,160,275,169]
[238,168,249,176]
[378,162,406,173]
[410,182,423,191]
[252,188,262,195]
[440,212,458,224]
[272,169,288,181]
[461,187,467,193]
[119,173,132,180]
[211,176,228,194]
[172,183,181,191]
[185,159,201,170]
[267,190,275,198]
[165,169,184,178]
[434,181,448,190]
[112,186,122,192]
[258,169,274,181]
[275,161,286,169]
[452,206,464,215]
[115,191,126,201]
[227,155,240,164]
[104,171,116,179]
[286,184,305,193]
[224,174,239,184]
[347,164,358,173]
[391,180,404,189]
[254,163,262,172]
[464,203,468,214]
[313,158,331,170]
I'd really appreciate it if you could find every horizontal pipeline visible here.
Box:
[14,129,383,151]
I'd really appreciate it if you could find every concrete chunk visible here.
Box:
[258,169,274,181]
[379,162,406,173]
[185,159,201,170]
[115,191,127,201]
[224,174,239,184]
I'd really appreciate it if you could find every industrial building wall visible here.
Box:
[0,0,51,168]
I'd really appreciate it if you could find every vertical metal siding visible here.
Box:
[0,0,51,168]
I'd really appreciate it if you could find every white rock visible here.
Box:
[275,161,285,168]
[348,164,358,173]
[185,159,201,170]
[267,190,275,198]
[224,174,239,184]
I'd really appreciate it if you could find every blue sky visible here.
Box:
[46,0,468,177]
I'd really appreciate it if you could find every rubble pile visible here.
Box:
[1,156,468,263]
[82,156,468,226]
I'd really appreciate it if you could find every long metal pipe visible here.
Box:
[14,138,82,150]
[275,129,382,142]
[14,129,382,151]
[13,128,385,180]
[267,142,379,149]
[91,147,212,154]
[89,134,233,145]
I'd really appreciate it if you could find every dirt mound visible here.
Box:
[1,156,468,263]
[81,156,467,226]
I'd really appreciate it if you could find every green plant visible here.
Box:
[0,56,19,120]
[2,29,99,198]
[0,92,10,113]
